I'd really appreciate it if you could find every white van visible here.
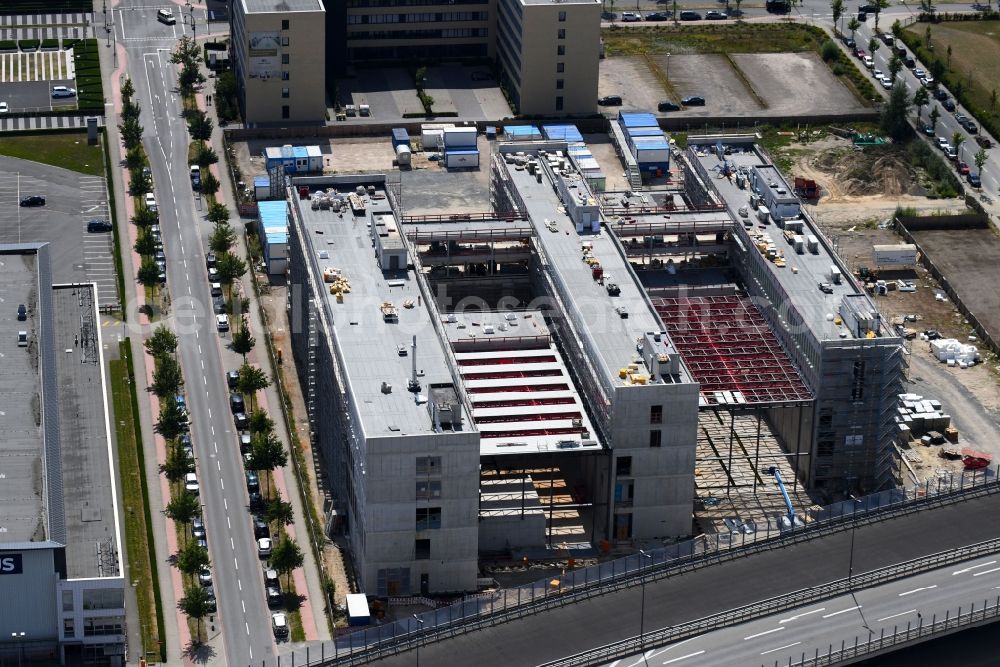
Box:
[157,9,177,24]
[216,314,229,332]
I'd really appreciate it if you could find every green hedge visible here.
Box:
[0,0,91,13]
[72,40,105,111]
[0,40,15,50]
[18,39,39,51]
[41,38,60,49]
[62,38,80,50]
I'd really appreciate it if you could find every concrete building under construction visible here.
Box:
[283,131,904,595]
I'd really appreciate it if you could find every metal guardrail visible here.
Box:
[250,468,1000,666]
[540,537,1000,666]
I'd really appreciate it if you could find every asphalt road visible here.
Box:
[364,492,1000,667]
[118,5,275,665]
[606,553,1000,667]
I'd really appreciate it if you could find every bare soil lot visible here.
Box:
[598,56,663,113]
[731,52,866,115]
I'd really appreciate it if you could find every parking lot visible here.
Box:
[0,49,77,112]
[0,156,117,307]
[598,52,868,118]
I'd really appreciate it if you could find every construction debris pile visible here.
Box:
[810,146,915,197]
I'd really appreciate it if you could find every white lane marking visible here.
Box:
[823,606,862,618]
[227,516,231,529]
[216,460,221,471]
[953,561,996,575]
[208,409,212,419]
[188,285,192,295]
[663,651,705,665]
[220,478,224,490]
[214,442,218,453]
[241,599,246,613]
[899,585,938,596]
[238,579,243,591]
[224,498,228,510]
[761,642,801,656]
[201,360,204,369]
[203,376,207,385]
[246,622,250,635]
[779,608,826,624]
[234,556,238,570]
[877,609,917,622]
[231,537,235,549]
[198,345,202,354]
[744,627,783,641]
[971,565,1000,577]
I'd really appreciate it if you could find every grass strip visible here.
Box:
[115,341,167,663]
[72,39,105,111]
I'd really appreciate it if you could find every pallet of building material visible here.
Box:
[944,427,959,443]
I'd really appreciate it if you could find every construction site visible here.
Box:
[280,118,907,597]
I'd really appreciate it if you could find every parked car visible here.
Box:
[207,267,219,281]
[206,252,217,268]
[620,11,642,21]
[854,47,866,59]
[958,161,970,175]
[945,147,958,161]
[184,472,200,495]
[937,136,949,150]
[941,98,956,112]
[267,586,283,608]
[645,11,670,20]
[818,282,834,294]
[967,172,982,187]
[253,516,271,540]
[934,88,949,101]
[704,10,727,19]
[51,85,76,98]
[914,68,925,79]
[0,102,8,113]
[922,124,935,136]
[863,56,874,69]
[679,10,702,20]
[210,282,223,297]
[872,69,884,83]
[598,95,623,106]
[271,613,289,640]
[975,135,992,149]
[230,393,245,414]
[204,587,217,613]
[842,37,856,49]
[192,516,206,540]
[257,537,272,558]
[199,567,213,586]
[681,95,706,106]
[212,296,225,314]
[234,411,248,429]
[17,304,26,321]
[881,77,893,90]
[19,195,45,207]
[227,369,240,389]
[658,100,681,112]
[87,219,113,232]
[216,314,229,332]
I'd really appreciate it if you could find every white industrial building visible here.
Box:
[0,244,125,666]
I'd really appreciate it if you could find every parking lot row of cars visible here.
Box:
[614,9,733,21]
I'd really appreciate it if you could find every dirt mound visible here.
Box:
[810,145,917,198]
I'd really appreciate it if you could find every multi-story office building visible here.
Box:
[496,0,601,115]
[0,244,126,666]
[231,0,327,125]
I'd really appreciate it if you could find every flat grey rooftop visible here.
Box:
[0,252,45,544]
[241,0,324,12]
[506,165,690,385]
[53,285,118,579]
[294,187,471,439]
[693,146,861,341]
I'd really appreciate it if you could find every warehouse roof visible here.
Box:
[241,0,324,13]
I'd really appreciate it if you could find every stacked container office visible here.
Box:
[263,145,324,173]
[617,111,670,176]
[504,124,543,141]
[541,124,605,191]
[258,200,289,275]
[443,127,480,169]
[541,124,584,143]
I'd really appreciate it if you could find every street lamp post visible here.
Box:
[638,549,653,665]
[412,614,424,667]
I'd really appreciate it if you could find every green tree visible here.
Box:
[135,230,156,257]
[821,40,839,63]
[891,19,902,39]
[137,256,160,287]
[210,223,236,254]
[929,59,945,84]
[266,497,295,527]
[121,77,135,105]
[125,146,144,171]
[120,98,141,124]
[873,0,888,31]
[201,171,220,197]
[929,106,940,131]
[868,38,880,60]
[129,167,152,197]
[156,398,188,441]
[145,324,178,356]
[831,0,844,33]
[175,539,210,577]
[925,25,932,48]
[847,17,861,41]
[974,148,988,182]
[946,44,952,68]
[178,585,212,644]
[888,54,903,82]
[119,115,143,149]
[231,320,256,361]
[207,201,231,226]
[132,206,158,229]
[188,111,214,141]
[248,431,287,497]
[269,538,304,588]
[216,251,248,286]
[194,140,219,167]
[160,441,192,484]
[152,354,184,397]
[913,86,930,119]
[164,490,200,540]
[880,81,912,141]
[238,363,270,411]
[952,131,965,159]
[248,409,274,436]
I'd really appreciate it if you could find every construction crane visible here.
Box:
[768,466,797,528]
